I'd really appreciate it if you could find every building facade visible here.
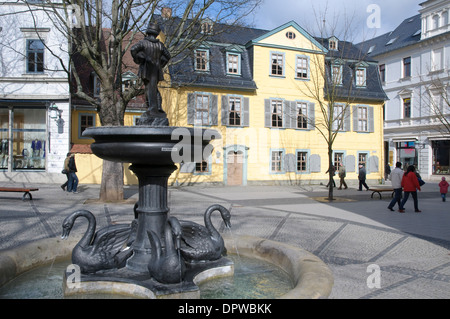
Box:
[359,0,450,179]
[0,1,71,183]
[158,20,387,186]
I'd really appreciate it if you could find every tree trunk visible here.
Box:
[100,160,124,202]
[98,89,125,202]
[328,148,334,201]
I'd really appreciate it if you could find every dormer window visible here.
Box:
[354,62,369,87]
[328,36,338,51]
[201,19,213,34]
[330,60,344,85]
[194,49,209,72]
[355,67,366,87]
[226,52,241,75]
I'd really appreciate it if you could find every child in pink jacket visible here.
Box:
[439,177,449,202]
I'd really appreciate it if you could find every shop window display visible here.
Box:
[0,107,46,170]
[0,109,8,169]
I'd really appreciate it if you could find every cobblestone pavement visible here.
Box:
[0,181,449,299]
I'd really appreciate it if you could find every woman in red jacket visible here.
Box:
[398,165,421,213]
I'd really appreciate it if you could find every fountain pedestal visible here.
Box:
[126,163,177,273]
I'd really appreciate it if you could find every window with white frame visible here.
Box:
[271,150,284,172]
[356,68,366,87]
[432,48,443,71]
[26,39,44,73]
[403,98,411,118]
[195,49,209,71]
[332,64,343,85]
[329,38,338,50]
[296,102,308,129]
[195,94,210,125]
[228,96,241,126]
[296,151,308,172]
[227,53,240,75]
[357,106,368,131]
[333,104,344,130]
[334,152,344,168]
[271,52,284,76]
[403,57,411,78]
[358,153,368,168]
[296,56,309,79]
[379,64,386,82]
[271,100,283,128]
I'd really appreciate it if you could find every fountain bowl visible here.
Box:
[82,126,220,165]
[0,235,333,299]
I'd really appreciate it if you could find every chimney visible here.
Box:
[162,7,172,19]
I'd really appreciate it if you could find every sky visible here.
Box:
[246,0,422,43]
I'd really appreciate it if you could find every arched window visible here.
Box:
[433,14,440,29]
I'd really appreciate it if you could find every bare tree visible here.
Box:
[296,8,373,200]
[20,0,261,201]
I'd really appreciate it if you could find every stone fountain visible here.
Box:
[60,21,232,298]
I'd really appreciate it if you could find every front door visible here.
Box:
[227,151,243,186]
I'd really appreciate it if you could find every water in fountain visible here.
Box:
[0,255,292,299]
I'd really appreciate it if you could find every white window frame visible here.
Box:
[357,106,368,132]
[270,52,285,77]
[296,101,308,129]
[333,104,344,131]
[332,64,343,85]
[355,67,366,87]
[271,99,283,128]
[194,93,211,126]
[226,52,241,75]
[270,149,285,173]
[295,55,309,80]
[195,49,209,72]
[228,96,242,126]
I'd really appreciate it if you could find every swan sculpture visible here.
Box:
[61,209,137,274]
[147,216,185,284]
[179,204,231,263]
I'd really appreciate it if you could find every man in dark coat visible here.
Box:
[131,21,171,125]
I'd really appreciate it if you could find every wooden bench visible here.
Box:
[369,188,394,199]
[0,187,39,200]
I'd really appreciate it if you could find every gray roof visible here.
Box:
[357,14,422,57]
[167,19,386,101]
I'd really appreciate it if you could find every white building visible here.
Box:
[359,0,450,179]
[0,0,71,182]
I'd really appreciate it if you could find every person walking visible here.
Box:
[325,164,336,188]
[398,165,421,213]
[337,163,347,189]
[439,176,449,202]
[387,162,404,211]
[67,153,79,194]
[358,164,369,191]
[61,153,70,191]
[385,163,391,181]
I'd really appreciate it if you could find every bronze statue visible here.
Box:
[131,21,171,126]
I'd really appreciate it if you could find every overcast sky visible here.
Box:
[246,0,422,43]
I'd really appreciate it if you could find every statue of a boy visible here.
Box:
[131,21,171,126]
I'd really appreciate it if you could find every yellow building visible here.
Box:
[73,20,387,186]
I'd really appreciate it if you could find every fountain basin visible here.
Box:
[0,235,333,299]
[82,126,220,165]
